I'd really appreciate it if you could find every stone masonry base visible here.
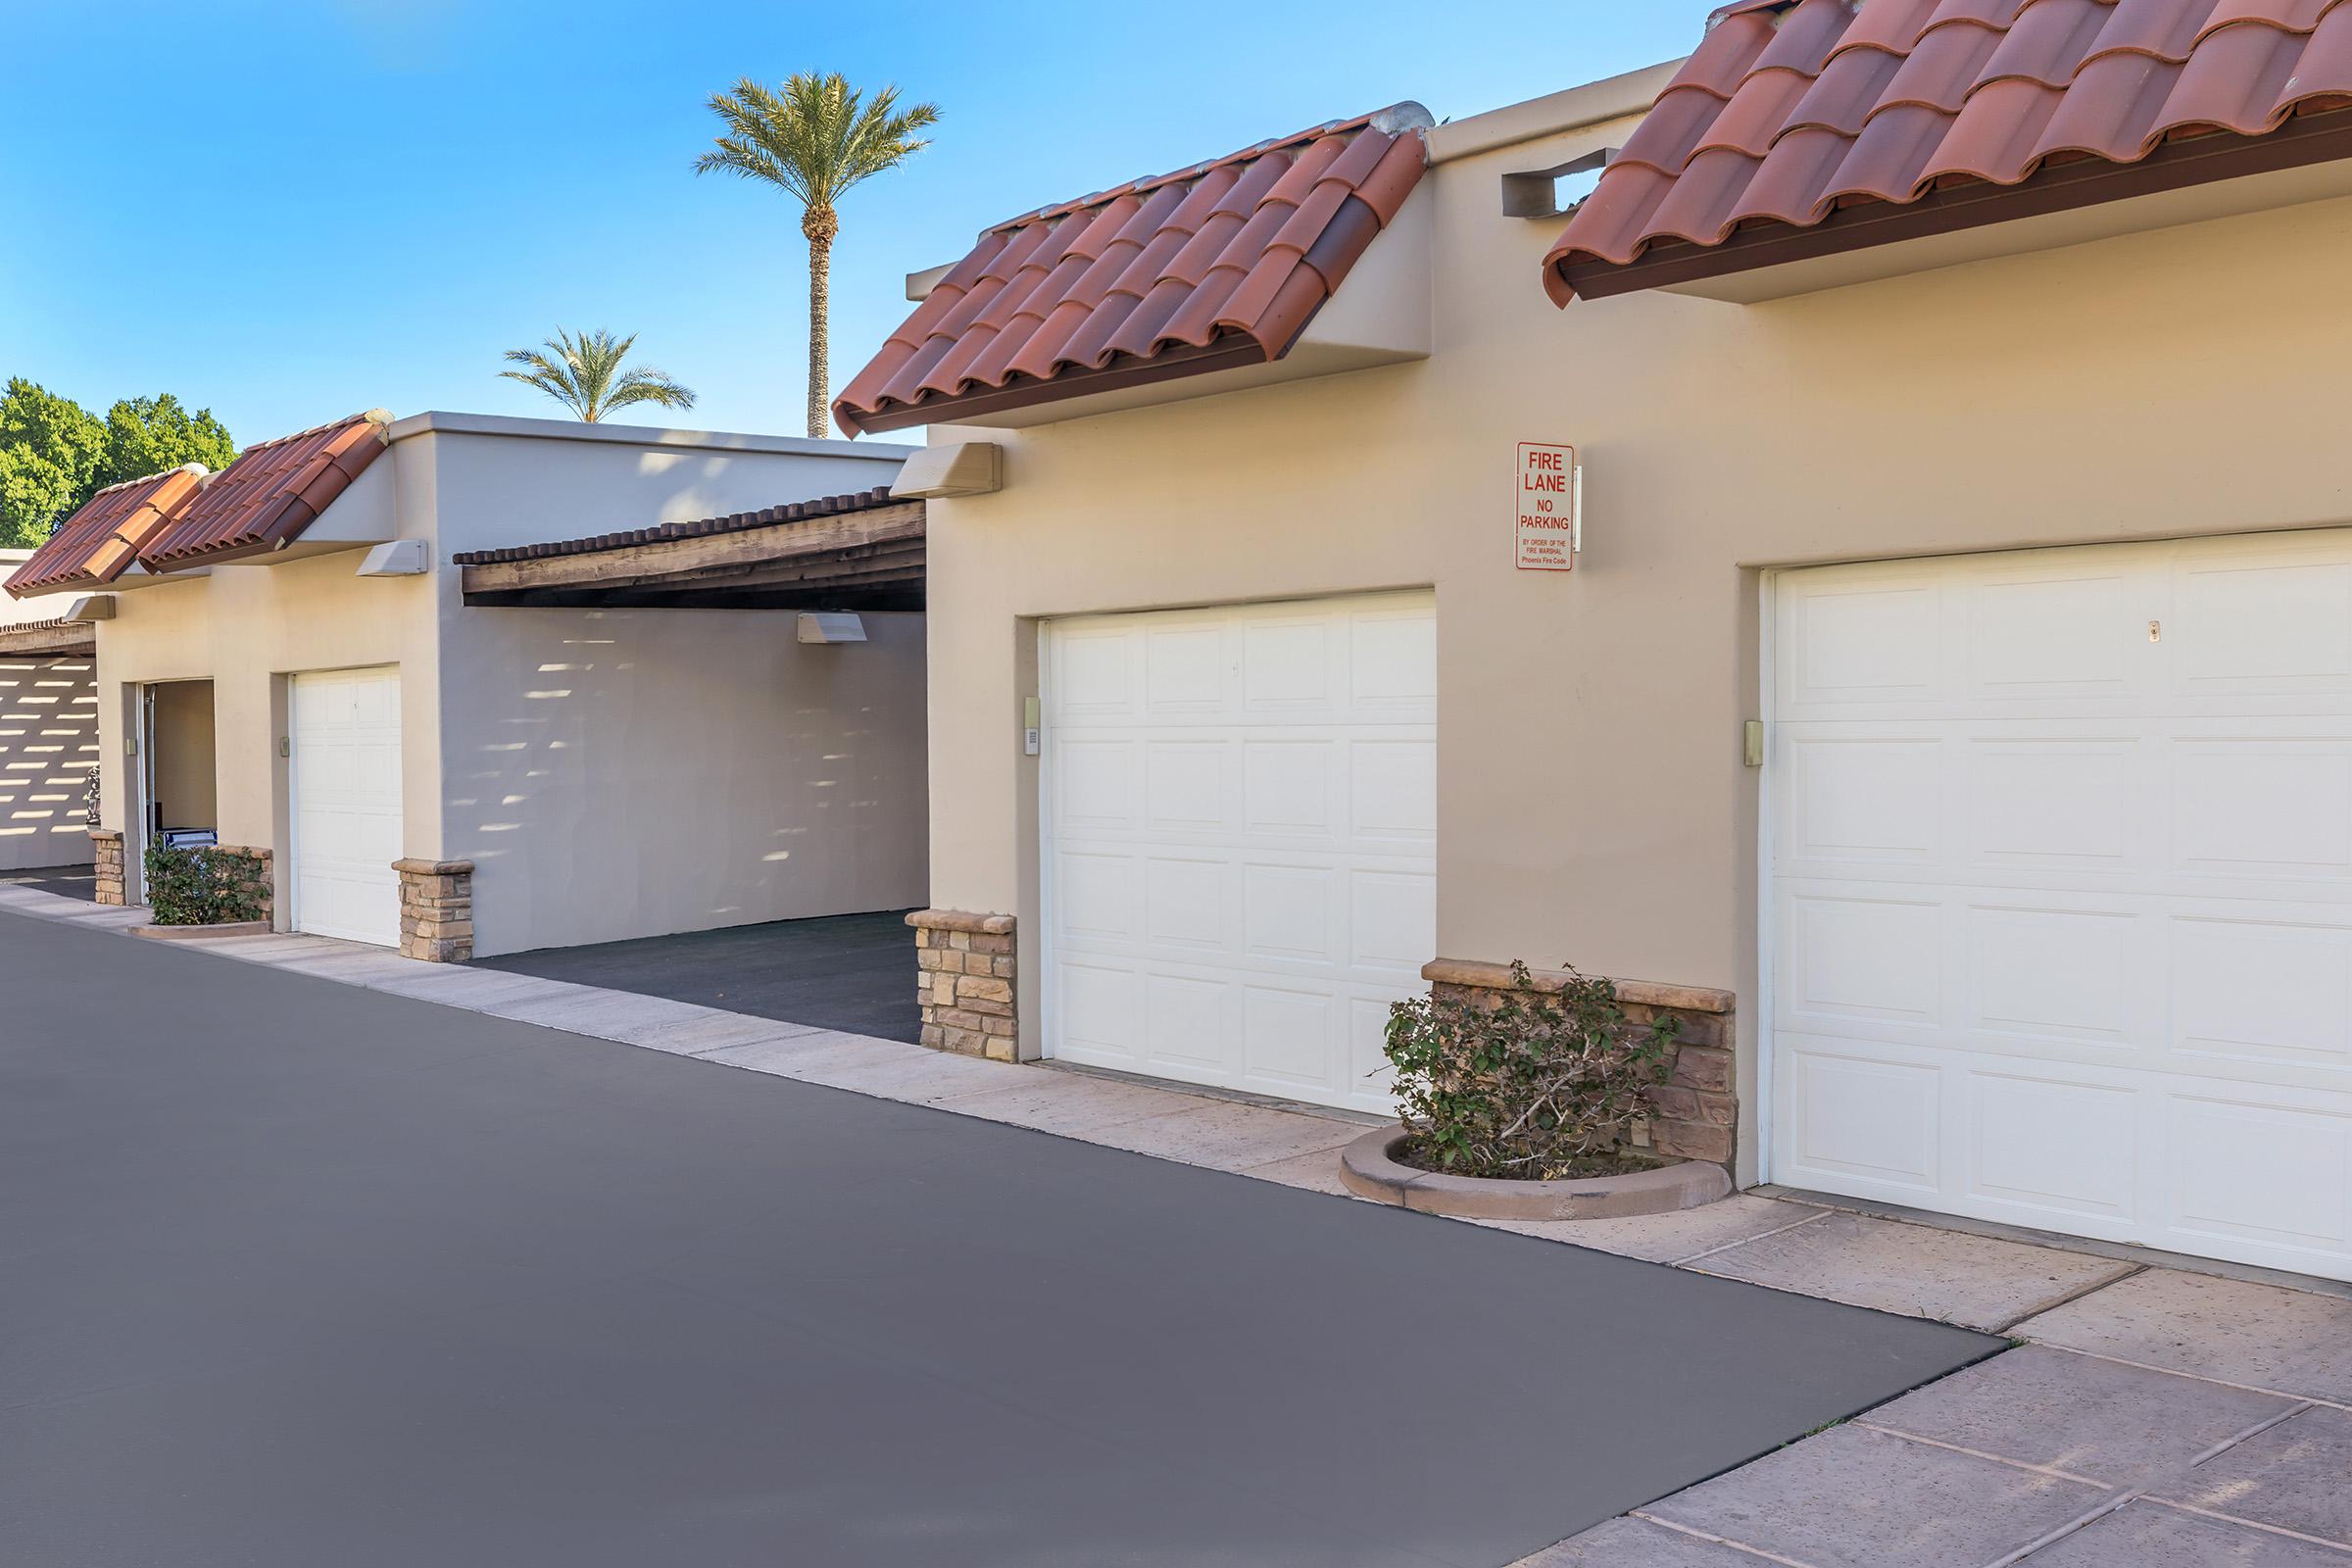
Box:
[395,858,474,962]
[908,908,1017,1061]
[89,829,124,905]
[1421,958,1739,1168]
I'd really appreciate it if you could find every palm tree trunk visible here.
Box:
[805,220,834,440]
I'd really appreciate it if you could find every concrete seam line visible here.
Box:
[1629,1511,1820,1567]
[2142,1496,2352,1554]
[1988,1261,2150,1336]
[1668,1206,1836,1267]
[1979,1490,2145,1568]
[2180,1399,2321,1471]
[2037,1348,2352,1414]
[1848,1420,2111,1489]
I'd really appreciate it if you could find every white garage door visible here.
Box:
[1044,593,1437,1115]
[1771,533,2352,1281]
[291,666,403,948]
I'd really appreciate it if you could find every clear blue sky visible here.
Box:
[3,0,1719,445]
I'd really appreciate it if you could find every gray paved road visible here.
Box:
[0,908,1993,1567]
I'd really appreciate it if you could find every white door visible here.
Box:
[1771,532,2352,1281]
[1043,593,1437,1114]
[291,666,403,947]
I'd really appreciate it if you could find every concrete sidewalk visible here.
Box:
[8,880,2348,1566]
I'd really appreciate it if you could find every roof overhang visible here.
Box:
[1562,112,2352,305]
[458,497,925,612]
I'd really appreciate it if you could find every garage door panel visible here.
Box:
[1774,536,2352,1281]
[291,666,402,949]
[1780,1045,1945,1195]
[1047,594,1435,1114]
[2169,1094,2352,1258]
[1965,1071,2139,1223]
[2171,915,2352,1071]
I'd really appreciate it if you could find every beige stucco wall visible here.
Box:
[912,107,2352,1180]
[0,550,99,871]
[83,416,924,953]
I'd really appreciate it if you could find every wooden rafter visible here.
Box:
[0,619,96,661]
[460,500,925,611]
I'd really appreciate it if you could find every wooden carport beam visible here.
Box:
[0,619,97,660]
[459,501,924,601]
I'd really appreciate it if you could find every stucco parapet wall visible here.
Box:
[381,411,915,461]
[1422,58,1683,164]
[1419,958,1733,1016]
[906,908,1015,936]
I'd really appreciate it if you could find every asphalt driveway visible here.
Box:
[0,908,1994,1567]
[471,907,918,1042]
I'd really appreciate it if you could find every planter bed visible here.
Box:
[1340,1126,1731,1220]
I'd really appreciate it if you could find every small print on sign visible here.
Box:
[1515,442,1578,571]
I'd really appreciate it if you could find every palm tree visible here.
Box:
[695,74,940,438]
[498,328,697,423]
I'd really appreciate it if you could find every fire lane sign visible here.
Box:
[1515,441,1580,571]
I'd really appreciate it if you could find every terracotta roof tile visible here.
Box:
[140,412,391,568]
[4,464,208,599]
[834,105,1433,435]
[1546,0,2352,303]
[448,486,912,565]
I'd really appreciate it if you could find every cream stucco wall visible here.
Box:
[86,416,925,954]
[912,103,2352,1180]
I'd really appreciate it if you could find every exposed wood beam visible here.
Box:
[458,501,925,598]
[0,621,96,660]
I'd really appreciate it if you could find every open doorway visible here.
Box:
[134,680,218,900]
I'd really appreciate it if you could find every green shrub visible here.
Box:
[143,843,268,927]
[1383,961,1679,1181]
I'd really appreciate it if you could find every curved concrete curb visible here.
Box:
[130,921,273,941]
[1339,1127,1733,1219]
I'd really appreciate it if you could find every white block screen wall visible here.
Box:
[1043,593,1437,1114]
[1770,532,2352,1281]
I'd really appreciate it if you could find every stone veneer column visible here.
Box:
[906,908,1017,1060]
[89,829,125,906]
[394,858,475,962]
[1421,959,1739,1168]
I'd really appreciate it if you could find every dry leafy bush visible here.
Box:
[1384,961,1678,1180]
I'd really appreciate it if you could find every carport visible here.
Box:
[451,487,934,1041]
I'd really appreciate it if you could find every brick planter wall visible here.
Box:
[89,829,124,905]
[908,908,1017,1061]
[1420,958,1739,1169]
[213,845,273,925]
[394,858,474,962]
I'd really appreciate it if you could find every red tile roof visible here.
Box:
[141,412,390,568]
[1544,0,2352,303]
[449,486,910,564]
[4,465,209,599]
[4,412,393,600]
[834,105,1433,435]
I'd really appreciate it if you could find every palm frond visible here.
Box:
[692,72,939,214]
[495,328,695,422]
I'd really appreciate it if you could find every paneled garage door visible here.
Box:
[1043,593,1437,1115]
[1771,533,2352,1281]
[291,666,404,948]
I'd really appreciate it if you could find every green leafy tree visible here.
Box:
[498,328,697,423]
[695,73,940,438]
[91,394,237,494]
[0,378,106,548]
